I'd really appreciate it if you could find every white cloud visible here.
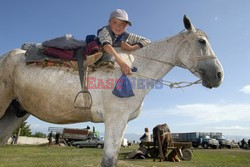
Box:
[167,103,250,123]
[154,104,250,137]
[30,123,41,128]
[209,126,250,137]
[213,125,250,130]
[240,85,250,94]
[29,123,47,133]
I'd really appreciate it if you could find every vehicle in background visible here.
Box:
[231,141,240,149]
[48,126,97,146]
[214,135,233,149]
[172,132,219,149]
[72,136,104,149]
[62,128,90,145]
[202,135,219,149]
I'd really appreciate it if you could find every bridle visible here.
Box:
[131,30,217,88]
[175,31,217,73]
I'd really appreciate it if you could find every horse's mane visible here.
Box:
[179,29,209,39]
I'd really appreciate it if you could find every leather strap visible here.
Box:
[76,47,85,89]
[74,47,92,110]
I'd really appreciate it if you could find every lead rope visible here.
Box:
[129,52,202,89]
[132,72,201,89]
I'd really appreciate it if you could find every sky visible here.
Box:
[1,0,250,140]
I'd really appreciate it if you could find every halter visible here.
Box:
[131,30,217,88]
[175,31,217,73]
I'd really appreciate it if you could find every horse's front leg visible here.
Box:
[157,132,164,162]
[101,114,128,167]
[163,142,168,161]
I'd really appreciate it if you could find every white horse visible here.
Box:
[0,16,223,166]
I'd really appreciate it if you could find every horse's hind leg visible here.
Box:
[0,100,30,145]
[0,50,19,118]
[0,74,15,116]
[0,88,12,117]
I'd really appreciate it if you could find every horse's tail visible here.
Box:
[0,52,6,80]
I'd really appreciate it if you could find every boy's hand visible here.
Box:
[103,44,132,75]
[121,42,139,51]
[120,62,132,75]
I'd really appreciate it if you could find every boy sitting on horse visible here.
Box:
[97,9,151,75]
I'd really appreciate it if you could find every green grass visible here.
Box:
[0,144,250,167]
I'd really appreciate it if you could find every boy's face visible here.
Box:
[109,18,128,36]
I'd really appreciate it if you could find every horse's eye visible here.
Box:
[199,39,206,45]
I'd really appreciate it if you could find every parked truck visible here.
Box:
[48,127,93,146]
[62,128,90,144]
[213,135,233,149]
[172,132,220,149]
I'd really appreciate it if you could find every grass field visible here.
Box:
[0,144,250,167]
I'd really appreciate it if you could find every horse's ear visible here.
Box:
[183,15,196,32]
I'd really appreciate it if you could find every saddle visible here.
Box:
[25,44,103,70]
[24,35,103,110]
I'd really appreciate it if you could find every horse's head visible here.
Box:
[175,15,224,88]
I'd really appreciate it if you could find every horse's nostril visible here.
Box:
[217,72,222,80]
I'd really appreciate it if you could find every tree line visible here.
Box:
[13,121,47,138]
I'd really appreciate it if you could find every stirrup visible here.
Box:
[73,90,92,110]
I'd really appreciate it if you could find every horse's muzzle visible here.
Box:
[201,70,223,89]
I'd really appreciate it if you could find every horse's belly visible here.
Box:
[13,64,97,124]
[18,93,94,124]
[12,59,143,124]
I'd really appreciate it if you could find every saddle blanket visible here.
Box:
[25,44,103,70]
